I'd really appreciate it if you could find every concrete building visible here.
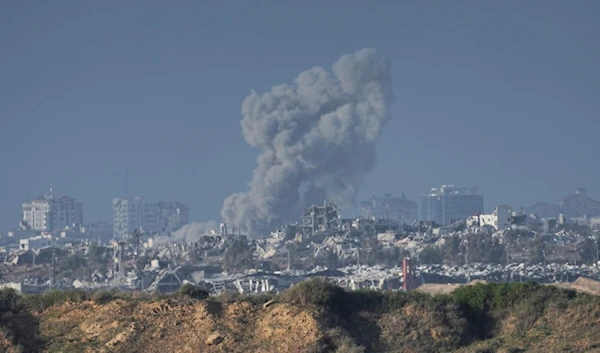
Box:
[156,201,190,234]
[22,199,52,231]
[81,221,114,243]
[22,192,83,232]
[113,197,190,238]
[467,205,512,230]
[19,235,55,251]
[360,193,418,223]
[113,197,146,238]
[53,196,84,230]
[420,185,484,225]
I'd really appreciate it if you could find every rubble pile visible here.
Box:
[2,201,600,296]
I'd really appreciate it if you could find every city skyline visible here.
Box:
[1,1,599,234]
[4,185,599,236]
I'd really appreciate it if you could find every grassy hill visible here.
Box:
[1,280,600,352]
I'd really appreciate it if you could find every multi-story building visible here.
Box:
[81,221,114,243]
[467,205,513,230]
[22,192,83,232]
[156,201,190,234]
[360,193,418,223]
[22,199,52,231]
[113,197,144,238]
[113,197,190,238]
[53,196,84,230]
[420,185,484,225]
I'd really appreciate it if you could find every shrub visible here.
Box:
[178,284,209,300]
[280,279,446,317]
[280,278,345,312]
[22,289,88,312]
[91,289,121,304]
[0,288,23,314]
[246,292,278,305]
[213,290,240,303]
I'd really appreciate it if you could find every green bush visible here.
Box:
[281,278,346,313]
[91,289,120,304]
[178,284,209,300]
[0,288,23,314]
[246,292,278,305]
[22,289,89,312]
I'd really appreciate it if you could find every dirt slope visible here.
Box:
[2,280,600,353]
[30,294,600,353]
[37,299,324,353]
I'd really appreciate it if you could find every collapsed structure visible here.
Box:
[3,187,600,297]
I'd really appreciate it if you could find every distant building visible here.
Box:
[113,197,190,238]
[81,221,113,243]
[22,191,83,232]
[467,205,513,230]
[420,185,484,225]
[19,235,55,251]
[523,202,561,219]
[360,193,418,223]
[561,188,600,218]
[156,201,190,234]
[22,199,51,231]
[523,188,600,219]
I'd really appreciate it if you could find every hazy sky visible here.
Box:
[1,1,599,233]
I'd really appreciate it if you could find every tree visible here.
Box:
[325,251,340,269]
[382,247,410,267]
[286,242,301,269]
[57,254,88,279]
[579,237,598,264]
[529,236,545,264]
[87,244,109,273]
[223,238,254,273]
[178,283,209,299]
[442,235,462,265]
[419,246,443,264]
[59,254,87,272]
[464,232,506,264]
[360,236,383,266]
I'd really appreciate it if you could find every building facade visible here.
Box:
[156,201,190,234]
[22,194,83,232]
[467,205,512,230]
[420,185,484,225]
[360,193,418,223]
[113,197,144,238]
[113,197,190,238]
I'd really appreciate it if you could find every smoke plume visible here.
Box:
[154,220,219,244]
[222,48,393,236]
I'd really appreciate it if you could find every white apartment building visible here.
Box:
[22,194,83,232]
[467,205,512,230]
[22,199,52,231]
[113,197,144,238]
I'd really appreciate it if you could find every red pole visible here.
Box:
[403,257,411,291]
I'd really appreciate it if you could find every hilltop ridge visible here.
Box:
[1,280,600,352]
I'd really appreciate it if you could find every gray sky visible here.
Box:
[1,1,599,233]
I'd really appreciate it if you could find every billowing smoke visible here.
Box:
[154,220,219,244]
[222,48,393,236]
